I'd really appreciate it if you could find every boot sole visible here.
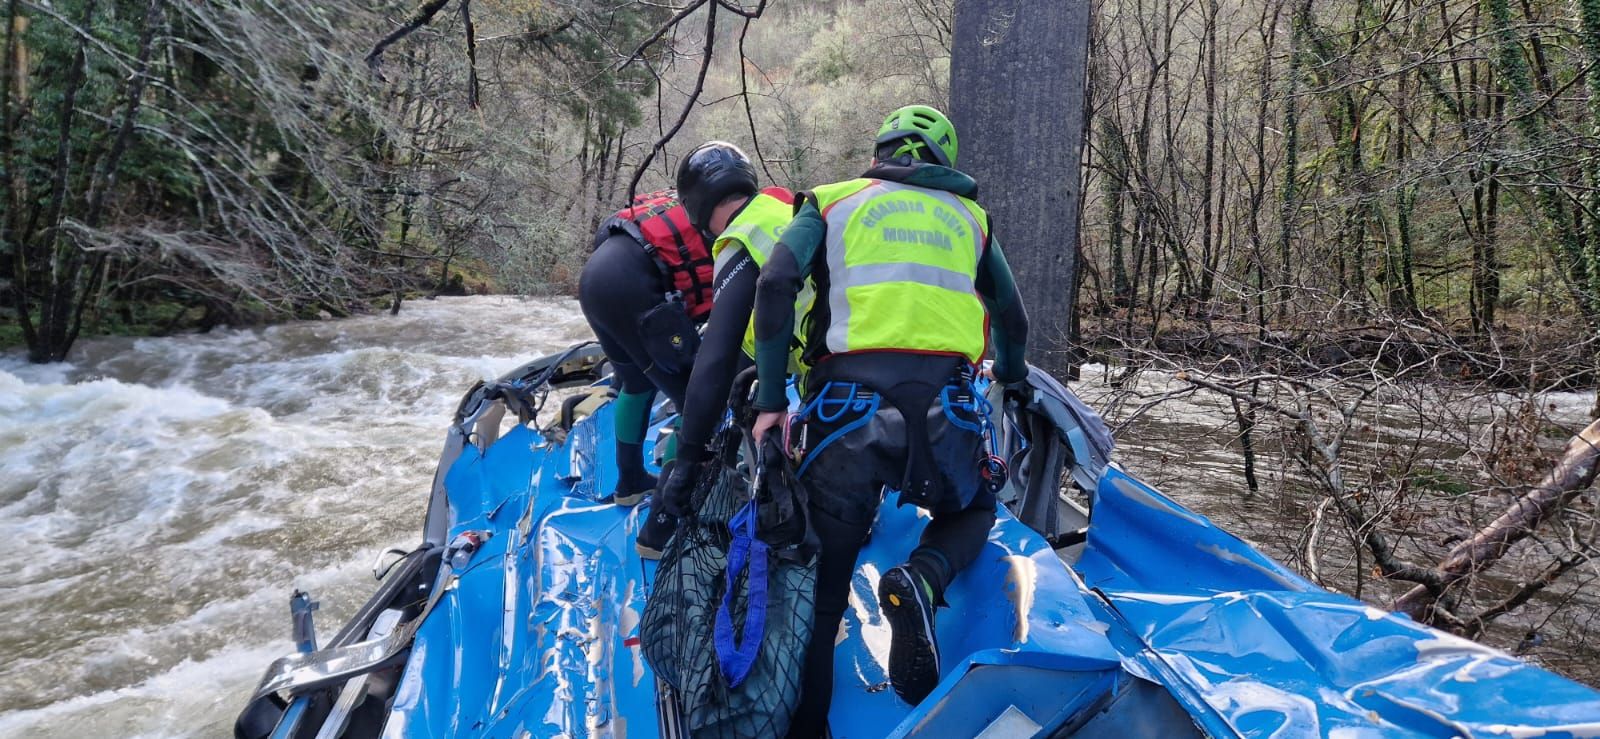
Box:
[614,490,651,507]
[879,568,940,704]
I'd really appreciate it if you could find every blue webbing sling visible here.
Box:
[714,499,769,687]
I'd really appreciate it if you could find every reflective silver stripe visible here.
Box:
[746,227,779,261]
[823,183,890,353]
[715,212,781,275]
[713,240,748,276]
[840,262,974,292]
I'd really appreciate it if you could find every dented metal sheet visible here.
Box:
[377,370,1600,739]
[1080,466,1600,738]
[385,395,1145,738]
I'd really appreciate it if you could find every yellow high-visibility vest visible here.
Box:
[806,178,988,362]
[712,188,813,370]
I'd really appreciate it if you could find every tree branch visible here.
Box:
[1393,419,1600,619]
[365,0,453,79]
[1464,553,1592,639]
[627,1,718,200]
[460,0,478,109]
[735,3,776,184]
[619,0,712,72]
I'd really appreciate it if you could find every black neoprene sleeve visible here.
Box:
[674,248,759,465]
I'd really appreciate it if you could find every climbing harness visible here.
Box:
[941,378,1009,495]
[793,376,1005,494]
[792,382,881,478]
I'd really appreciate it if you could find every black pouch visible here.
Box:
[638,299,701,374]
[756,435,816,561]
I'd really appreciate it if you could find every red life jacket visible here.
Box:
[606,190,715,320]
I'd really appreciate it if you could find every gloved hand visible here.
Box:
[657,458,701,517]
[1002,379,1034,408]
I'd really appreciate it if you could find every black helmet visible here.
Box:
[676,141,758,233]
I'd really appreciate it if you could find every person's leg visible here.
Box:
[878,374,995,706]
[906,499,997,604]
[607,381,658,504]
[878,497,994,705]
[640,362,690,415]
[786,503,873,739]
[583,315,660,503]
[787,386,896,738]
[633,416,687,559]
[903,372,997,600]
[579,235,669,502]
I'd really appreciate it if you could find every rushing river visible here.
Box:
[1,296,1595,736]
[0,297,594,737]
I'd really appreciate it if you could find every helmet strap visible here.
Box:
[877,139,928,167]
[893,139,929,161]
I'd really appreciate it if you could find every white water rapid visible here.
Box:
[0,297,593,737]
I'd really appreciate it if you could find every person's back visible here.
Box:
[800,167,990,372]
[749,105,1030,738]
[634,142,806,557]
[579,178,747,509]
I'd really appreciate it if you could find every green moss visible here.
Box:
[1542,424,1575,440]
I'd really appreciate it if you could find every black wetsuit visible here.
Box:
[579,219,761,500]
[668,245,760,495]
[578,230,695,493]
[580,231,694,406]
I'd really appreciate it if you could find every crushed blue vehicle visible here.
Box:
[237,343,1600,738]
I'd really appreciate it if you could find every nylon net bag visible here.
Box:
[641,428,815,739]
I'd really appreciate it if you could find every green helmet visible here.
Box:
[875,104,959,168]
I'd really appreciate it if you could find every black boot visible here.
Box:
[635,506,679,559]
[878,564,941,705]
[612,441,657,506]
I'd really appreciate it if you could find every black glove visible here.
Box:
[1002,379,1034,408]
[657,458,700,517]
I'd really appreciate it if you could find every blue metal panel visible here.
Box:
[825,496,1128,738]
[391,410,669,738]
[890,658,1123,737]
[1079,467,1600,738]
[395,405,1162,737]
[1078,467,1316,594]
[383,385,1600,739]
[1106,588,1600,737]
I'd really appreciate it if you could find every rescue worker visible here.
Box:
[748,105,1030,736]
[579,149,757,507]
[635,142,806,557]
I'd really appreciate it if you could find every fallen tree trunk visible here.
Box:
[1393,418,1600,620]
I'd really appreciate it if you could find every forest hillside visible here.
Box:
[6,0,1600,385]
